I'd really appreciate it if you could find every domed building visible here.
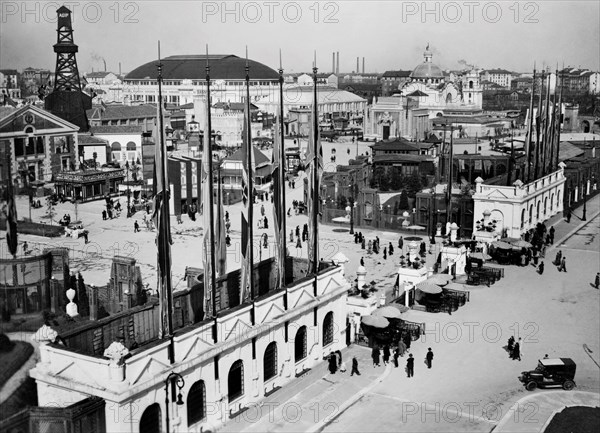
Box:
[366,45,483,140]
[120,54,280,106]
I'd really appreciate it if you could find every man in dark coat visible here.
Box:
[406,354,414,377]
[426,348,434,369]
[328,352,337,374]
[512,341,521,361]
[350,356,361,376]
[383,345,390,365]
[393,349,399,367]
[372,346,380,367]
[398,236,404,250]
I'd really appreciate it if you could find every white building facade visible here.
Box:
[30,265,349,433]
[471,166,566,239]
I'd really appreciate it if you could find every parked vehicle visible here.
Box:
[519,358,576,391]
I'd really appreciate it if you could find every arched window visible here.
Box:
[228,360,244,402]
[187,381,206,426]
[536,201,540,220]
[263,342,278,381]
[520,209,526,228]
[529,204,533,224]
[140,403,161,433]
[294,326,307,362]
[469,81,474,89]
[544,198,548,215]
[322,312,334,347]
[446,94,453,104]
[550,194,554,211]
[126,141,136,151]
[111,142,122,151]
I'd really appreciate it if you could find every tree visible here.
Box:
[399,190,410,210]
[77,273,89,317]
[46,197,56,225]
[393,201,399,215]
[388,167,402,190]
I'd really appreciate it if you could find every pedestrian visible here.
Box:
[102,210,107,220]
[397,340,407,357]
[296,225,300,238]
[507,336,515,357]
[383,247,387,260]
[398,236,404,250]
[566,208,571,223]
[296,237,302,249]
[261,204,265,216]
[361,238,366,249]
[328,352,337,374]
[406,354,414,377]
[83,232,89,244]
[350,356,361,376]
[532,248,539,266]
[263,217,268,229]
[403,333,412,350]
[290,230,294,243]
[372,346,380,367]
[383,345,390,365]
[553,250,562,266]
[559,256,567,272]
[426,348,434,369]
[134,220,140,233]
[512,339,521,361]
[594,272,600,289]
[549,226,555,244]
[537,261,544,275]
[389,242,394,256]
[360,257,365,267]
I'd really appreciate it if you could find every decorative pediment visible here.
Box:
[292,288,316,309]
[223,317,253,342]
[50,360,102,388]
[259,302,286,324]
[180,335,215,362]
[486,189,509,199]
[0,105,78,135]
[319,275,344,296]
[130,357,170,385]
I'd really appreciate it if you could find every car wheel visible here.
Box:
[525,381,537,391]
[562,380,575,390]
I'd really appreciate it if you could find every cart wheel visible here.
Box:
[562,380,575,390]
[525,381,537,391]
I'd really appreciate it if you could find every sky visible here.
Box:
[1,1,599,75]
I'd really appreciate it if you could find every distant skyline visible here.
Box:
[1,1,598,76]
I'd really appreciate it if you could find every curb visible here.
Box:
[553,209,600,249]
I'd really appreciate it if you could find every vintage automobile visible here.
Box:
[65,224,88,239]
[519,358,576,391]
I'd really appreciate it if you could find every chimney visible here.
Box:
[119,62,122,76]
[332,52,335,74]
[356,57,359,74]
[362,57,365,74]
[336,52,339,75]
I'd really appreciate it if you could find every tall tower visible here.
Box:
[44,6,92,132]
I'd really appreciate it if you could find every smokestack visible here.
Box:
[119,62,122,76]
[332,52,335,74]
[103,58,106,72]
[362,57,365,74]
[336,52,339,75]
[356,57,359,74]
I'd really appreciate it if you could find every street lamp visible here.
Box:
[164,372,185,433]
[582,177,587,221]
[349,183,356,234]
[125,160,131,218]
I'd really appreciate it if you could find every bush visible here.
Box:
[0,333,13,352]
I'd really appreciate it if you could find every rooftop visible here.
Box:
[125,55,279,81]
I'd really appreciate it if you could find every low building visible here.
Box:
[480,69,514,88]
[28,257,348,433]
[90,125,144,166]
[53,167,125,202]
[220,145,271,190]
[0,104,79,188]
[87,104,162,133]
[471,167,566,239]
[381,70,412,96]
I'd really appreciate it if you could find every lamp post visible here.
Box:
[349,182,356,234]
[125,160,131,217]
[582,177,587,221]
[164,372,185,433]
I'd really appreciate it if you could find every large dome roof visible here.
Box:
[411,62,444,79]
[126,55,279,81]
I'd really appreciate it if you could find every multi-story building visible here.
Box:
[121,54,280,107]
[86,104,164,132]
[0,104,79,187]
[559,67,600,94]
[480,69,514,88]
[381,70,412,96]
[0,69,21,102]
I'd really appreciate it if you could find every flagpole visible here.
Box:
[205,46,219,343]
[554,66,564,170]
[542,69,551,176]
[157,41,175,364]
[245,48,255,308]
[524,66,535,183]
[311,54,320,279]
[278,50,287,289]
[534,68,544,180]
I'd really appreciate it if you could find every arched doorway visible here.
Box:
[581,120,590,133]
[187,380,206,427]
[228,360,244,402]
[529,204,533,224]
[294,326,307,362]
[544,198,548,216]
[263,342,278,382]
[521,209,526,228]
[140,403,162,433]
[322,312,334,347]
[536,201,541,220]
